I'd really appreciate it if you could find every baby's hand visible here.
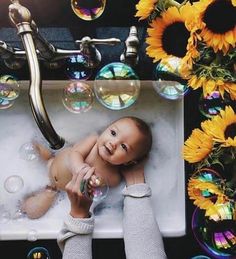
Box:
[75,163,91,175]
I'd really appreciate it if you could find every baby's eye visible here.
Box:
[110,129,116,136]
[121,143,128,151]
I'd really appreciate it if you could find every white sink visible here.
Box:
[0,80,185,240]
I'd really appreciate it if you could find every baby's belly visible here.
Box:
[49,148,73,191]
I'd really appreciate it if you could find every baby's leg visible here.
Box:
[33,141,53,161]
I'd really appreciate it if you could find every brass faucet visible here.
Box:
[4,0,121,149]
[120,26,139,68]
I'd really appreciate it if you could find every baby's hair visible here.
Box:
[116,116,153,161]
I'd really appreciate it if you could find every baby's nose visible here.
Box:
[108,141,117,149]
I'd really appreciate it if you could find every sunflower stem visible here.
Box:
[167,0,181,8]
[179,0,189,7]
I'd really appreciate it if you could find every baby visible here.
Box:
[22,116,152,219]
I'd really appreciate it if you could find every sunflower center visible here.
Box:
[162,22,190,58]
[203,0,236,34]
[225,123,236,139]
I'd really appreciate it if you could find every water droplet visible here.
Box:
[153,57,189,100]
[71,0,106,21]
[62,81,94,113]
[19,142,39,161]
[4,175,24,193]
[94,62,140,110]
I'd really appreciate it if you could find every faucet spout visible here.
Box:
[8,1,65,150]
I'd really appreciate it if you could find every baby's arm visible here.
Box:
[68,134,98,174]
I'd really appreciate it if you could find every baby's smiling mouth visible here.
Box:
[104,145,112,155]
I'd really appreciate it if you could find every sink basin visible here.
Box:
[0,80,185,240]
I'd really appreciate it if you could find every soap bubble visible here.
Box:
[153,57,189,100]
[0,74,20,101]
[192,205,236,258]
[62,81,94,113]
[4,175,24,193]
[65,54,92,80]
[13,209,24,220]
[71,0,106,21]
[27,229,38,241]
[0,97,15,109]
[191,256,211,259]
[94,62,140,110]
[19,142,39,161]
[199,91,231,118]
[27,247,51,259]
[80,174,109,202]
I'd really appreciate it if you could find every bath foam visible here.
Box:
[0,81,185,239]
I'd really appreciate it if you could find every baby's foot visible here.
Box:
[32,141,53,161]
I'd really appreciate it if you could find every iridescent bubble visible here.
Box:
[191,256,211,259]
[189,168,223,200]
[81,174,109,202]
[19,142,39,161]
[65,54,92,80]
[94,62,140,110]
[71,0,106,21]
[27,229,38,241]
[0,97,15,109]
[27,247,51,259]
[0,74,20,101]
[62,81,94,113]
[153,57,189,100]
[199,91,231,118]
[192,205,236,259]
[4,175,24,193]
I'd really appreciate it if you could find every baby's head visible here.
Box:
[97,116,152,165]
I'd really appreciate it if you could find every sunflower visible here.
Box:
[146,4,195,62]
[183,128,214,163]
[188,76,236,99]
[188,177,226,219]
[201,106,236,147]
[135,0,158,20]
[193,0,236,54]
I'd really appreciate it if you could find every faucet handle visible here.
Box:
[75,37,121,47]
[120,26,139,68]
[75,36,121,68]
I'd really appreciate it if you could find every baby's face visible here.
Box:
[97,118,145,165]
